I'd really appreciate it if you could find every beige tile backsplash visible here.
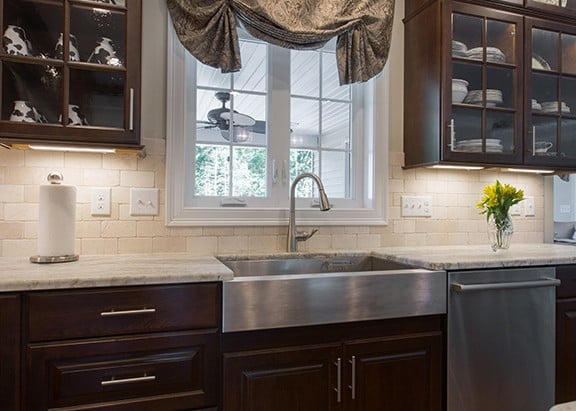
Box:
[0,140,544,257]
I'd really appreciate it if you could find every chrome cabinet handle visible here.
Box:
[100,308,156,317]
[334,357,342,403]
[129,88,134,131]
[349,355,356,400]
[101,374,156,386]
[451,277,560,292]
[449,119,455,150]
[532,125,536,156]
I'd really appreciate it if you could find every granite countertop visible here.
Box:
[373,243,576,271]
[2,244,576,292]
[0,254,233,292]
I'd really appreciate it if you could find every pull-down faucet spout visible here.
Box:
[287,173,331,252]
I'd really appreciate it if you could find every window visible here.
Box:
[166,23,389,226]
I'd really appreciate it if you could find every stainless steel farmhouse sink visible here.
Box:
[219,254,446,332]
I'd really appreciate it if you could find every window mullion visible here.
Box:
[268,45,292,207]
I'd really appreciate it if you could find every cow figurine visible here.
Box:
[55,33,80,61]
[67,104,89,126]
[9,101,47,123]
[3,25,31,56]
[90,37,122,67]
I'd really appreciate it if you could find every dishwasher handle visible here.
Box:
[450,277,560,292]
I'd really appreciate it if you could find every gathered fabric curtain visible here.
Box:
[166,0,395,85]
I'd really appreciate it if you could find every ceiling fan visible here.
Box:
[197,91,265,142]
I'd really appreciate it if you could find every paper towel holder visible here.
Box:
[30,172,79,264]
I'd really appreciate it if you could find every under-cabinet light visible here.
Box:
[28,144,117,154]
[7,143,145,157]
[504,168,555,174]
[428,165,485,171]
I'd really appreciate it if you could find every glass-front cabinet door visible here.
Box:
[0,0,141,147]
[445,4,523,165]
[526,18,576,167]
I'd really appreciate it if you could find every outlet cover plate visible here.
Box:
[524,196,535,217]
[91,187,111,216]
[130,188,159,216]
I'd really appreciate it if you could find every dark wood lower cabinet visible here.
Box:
[556,298,576,403]
[222,316,444,411]
[26,330,218,410]
[0,294,20,411]
[557,265,576,403]
[344,335,443,411]
[223,344,341,411]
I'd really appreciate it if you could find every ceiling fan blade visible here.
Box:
[253,120,266,134]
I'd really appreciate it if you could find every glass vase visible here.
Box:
[487,214,514,251]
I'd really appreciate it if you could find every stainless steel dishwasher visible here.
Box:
[448,267,560,411]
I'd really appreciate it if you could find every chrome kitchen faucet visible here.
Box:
[287,173,331,252]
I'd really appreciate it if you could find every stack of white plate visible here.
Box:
[541,101,571,113]
[453,138,503,152]
[452,40,467,57]
[463,89,503,106]
[532,98,542,111]
[466,47,506,63]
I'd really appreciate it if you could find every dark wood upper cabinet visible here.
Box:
[0,0,142,149]
[404,0,576,171]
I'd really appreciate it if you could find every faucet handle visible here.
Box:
[295,228,319,242]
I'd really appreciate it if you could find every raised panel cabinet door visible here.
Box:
[0,294,20,411]
[343,332,443,411]
[26,330,218,411]
[222,343,342,411]
[556,298,576,402]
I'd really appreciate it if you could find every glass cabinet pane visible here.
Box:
[487,66,513,108]
[561,119,576,157]
[560,77,576,114]
[452,14,483,58]
[70,6,126,66]
[69,69,124,128]
[2,62,61,124]
[532,72,558,111]
[486,20,516,65]
[486,111,514,152]
[452,107,482,151]
[532,29,558,71]
[531,116,557,156]
[561,33,576,75]
[2,0,62,59]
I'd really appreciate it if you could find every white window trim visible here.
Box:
[165,21,389,226]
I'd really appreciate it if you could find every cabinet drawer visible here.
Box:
[27,283,220,341]
[557,265,576,299]
[26,330,218,411]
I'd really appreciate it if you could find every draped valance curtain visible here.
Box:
[165,0,395,85]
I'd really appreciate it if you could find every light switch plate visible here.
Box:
[130,188,159,216]
[524,196,535,217]
[401,195,432,217]
[91,187,111,216]
[510,204,521,216]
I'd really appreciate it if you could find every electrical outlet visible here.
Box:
[510,204,521,216]
[401,195,432,217]
[130,188,159,216]
[524,196,535,217]
[91,187,111,216]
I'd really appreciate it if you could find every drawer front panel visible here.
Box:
[26,331,218,410]
[27,283,220,341]
[557,265,576,299]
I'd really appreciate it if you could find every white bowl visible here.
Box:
[452,79,468,103]
[452,89,468,103]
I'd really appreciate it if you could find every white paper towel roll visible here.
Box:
[38,178,77,257]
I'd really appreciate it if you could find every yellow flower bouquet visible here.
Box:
[476,180,524,250]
